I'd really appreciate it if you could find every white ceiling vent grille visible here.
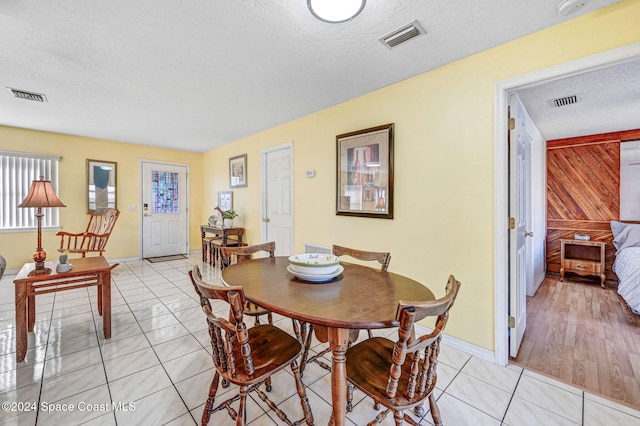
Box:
[7,88,47,102]
[379,21,426,49]
[550,95,578,108]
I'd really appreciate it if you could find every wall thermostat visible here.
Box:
[306,170,315,178]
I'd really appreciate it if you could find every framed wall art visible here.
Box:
[336,123,394,219]
[87,159,117,211]
[217,190,233,212]
[229,154,247,188]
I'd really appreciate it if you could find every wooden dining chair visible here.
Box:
[189,265,314,426]
[332,244,391,272]
[345,275,461,426]
[299,245,393,379]
[219,241,276,325]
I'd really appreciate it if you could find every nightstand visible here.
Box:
[560,239,606,288]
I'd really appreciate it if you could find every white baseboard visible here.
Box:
[414,323,495,364]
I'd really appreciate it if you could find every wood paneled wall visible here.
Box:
[546,129,640,282]
[546,139,620,280]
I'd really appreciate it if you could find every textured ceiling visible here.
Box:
[0,0,622,152]
[517,58,640,141]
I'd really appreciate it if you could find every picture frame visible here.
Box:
[218,191,233,212]
[229,154,247,188]
[87,159,117,211]
[336,123,394,219]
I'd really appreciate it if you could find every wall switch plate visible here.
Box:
[128,204,136,211]
[306,170,315,178]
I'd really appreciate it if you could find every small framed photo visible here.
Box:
[336,124,394,219]
[229,154,247,188]
[218,191,233,212]
[87,159,117,211]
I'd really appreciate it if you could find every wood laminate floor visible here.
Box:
[513,275,640,408]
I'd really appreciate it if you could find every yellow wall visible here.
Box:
[0,125,203,268]
[202,1,640,351]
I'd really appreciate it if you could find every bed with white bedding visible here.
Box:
[613,246,640,314]
[611,221,640,314]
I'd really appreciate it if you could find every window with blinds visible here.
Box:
[0,151,62,230]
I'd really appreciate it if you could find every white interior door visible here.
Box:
[508,93,531,358]
[261,143,294,256]
[141,161,188,258]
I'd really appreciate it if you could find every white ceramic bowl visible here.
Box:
[288,253,340,275]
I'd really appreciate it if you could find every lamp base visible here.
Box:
[29,250,50,276]
[28,267,52,277]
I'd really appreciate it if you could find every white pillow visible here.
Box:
[610,221,628,239]
[613,223,640,251]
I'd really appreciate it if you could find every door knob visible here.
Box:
[525,231,533,237]
[263,218,270,223]
[144,213,151,217]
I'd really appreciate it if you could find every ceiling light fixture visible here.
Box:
[308,0,366,23]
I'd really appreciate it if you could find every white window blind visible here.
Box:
[0,151,62,230]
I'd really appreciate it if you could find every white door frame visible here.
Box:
[260,141,295,247]
[494,42,640,366]
[138,159,190,259]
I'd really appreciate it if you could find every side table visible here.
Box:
[13,256,118,362]
[560,239,606,287]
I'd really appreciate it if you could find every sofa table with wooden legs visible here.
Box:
[12,256,118,362]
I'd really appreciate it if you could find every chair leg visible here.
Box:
[346,381,353,412]
[428,393,443,426]
[237,385,249,426]
[299,323,313,377]
[290,359,314,425]
[393,409,404,425]
[202,371,220,425]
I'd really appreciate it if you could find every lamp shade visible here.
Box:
[18,177,66,208]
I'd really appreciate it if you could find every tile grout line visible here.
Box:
[34,288,59,426]
[500,368,524,424]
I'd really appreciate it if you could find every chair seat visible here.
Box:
[222,324,303,386]
[346,337,436,410]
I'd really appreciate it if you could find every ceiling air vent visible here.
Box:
[550,95,578,108]
[379,21,426,49]
[7,88,47,102]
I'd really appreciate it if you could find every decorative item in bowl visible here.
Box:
[288,253,340,275]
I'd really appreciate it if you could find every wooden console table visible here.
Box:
[200,225,245,264]
[13,256,118,362]
[560,239,605,287]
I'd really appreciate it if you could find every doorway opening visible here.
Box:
[495,42,640,367]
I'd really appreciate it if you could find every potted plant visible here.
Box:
[222,209,238,228]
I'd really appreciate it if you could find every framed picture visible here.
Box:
[229,154,247,188]
[87,159,117,211]
[336,123,394,219]
[218,191,233,212]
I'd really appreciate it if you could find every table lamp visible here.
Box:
[17,176,66,276]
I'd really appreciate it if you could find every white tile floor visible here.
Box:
[1,255,640,425]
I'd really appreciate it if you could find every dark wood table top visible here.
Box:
[221,256,435,329]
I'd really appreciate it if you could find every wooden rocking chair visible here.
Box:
[57,208,120,257]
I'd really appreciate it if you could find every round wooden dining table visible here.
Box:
[221,256,435,426]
